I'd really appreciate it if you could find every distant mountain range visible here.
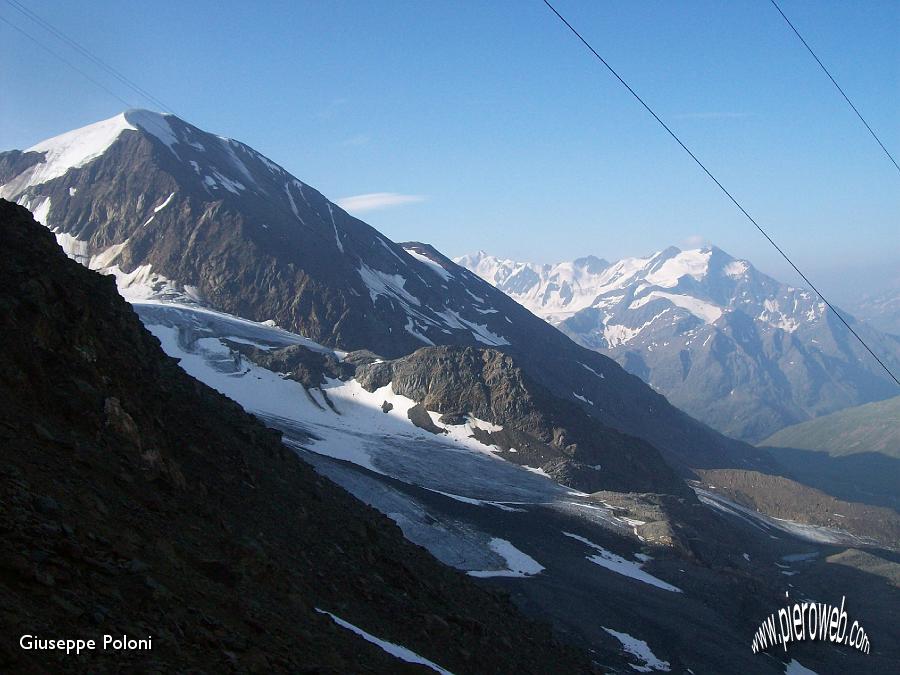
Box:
[457,249,900,442]
[850,286,900,336]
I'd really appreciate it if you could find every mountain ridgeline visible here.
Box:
[0,109,778,486]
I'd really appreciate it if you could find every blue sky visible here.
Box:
[2,0,897,298]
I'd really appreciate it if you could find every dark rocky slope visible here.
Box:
[356,347,692,496]
[0,199,591,673]
[694,470,900,550]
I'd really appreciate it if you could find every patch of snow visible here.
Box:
[404,247,453,282]
[219,138,255,185]
[88,241,128,270]
[154,191,175,212]
[464,288,485,303]
[126,109,179,155]
[630,291,722,324]
[724,260,749,278]
[358,263,421,307]
[257,153,283,174]
[580,362,600,376]
[785,659,818,674]
[695,488,871,546]
[573,392,594,406]
[31,197,51,226]
[315,609,454,675]
[52,229,89,264]
[644,248,711,288]
[562,532,681,592]
[144,191,175,226]
[603,627,671,672]
[604,324,644,347]
[404,317,435,345]
[434,309,510,346]
[211,170,245,194]
[467,538,544,578]
[327,203,344,252]
[5,113,136,192]
[758,298,801,332]
[427,489,525,512]
[284,182,302,221]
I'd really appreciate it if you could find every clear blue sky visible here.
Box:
[2,0,897,299]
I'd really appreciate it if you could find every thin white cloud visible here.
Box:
[316,97,348,120]
[683,234,708,248]
[336,192,425,213]
[340,134,370,148]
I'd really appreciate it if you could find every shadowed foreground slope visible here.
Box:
[0,199,590,673]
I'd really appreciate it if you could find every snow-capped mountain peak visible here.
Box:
[0,113,134,198]
[0,110,529,355]
[456,244,832,334]
[457,247,900,441]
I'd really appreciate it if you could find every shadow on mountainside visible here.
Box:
[761,447,900,513]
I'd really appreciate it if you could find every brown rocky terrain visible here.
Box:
[695,469,900,550]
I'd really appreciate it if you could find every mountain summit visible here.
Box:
[457,248,900,441]
[0,110,521,357]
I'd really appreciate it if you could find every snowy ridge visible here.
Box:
[0,114,136,199]
[455,245,814,340]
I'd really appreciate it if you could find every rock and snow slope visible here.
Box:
[0,109,776,477]
[130,298,900,675]
[458,248,900,441]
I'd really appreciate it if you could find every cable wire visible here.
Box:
[769,0,900,177]
[4,0,176,115]
[540,0,899,387]
[0,14,134,110]
[2,9,183,157]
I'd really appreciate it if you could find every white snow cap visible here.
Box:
[0,109,184,198]
[124,109,180,151]
[22,112,137,185]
